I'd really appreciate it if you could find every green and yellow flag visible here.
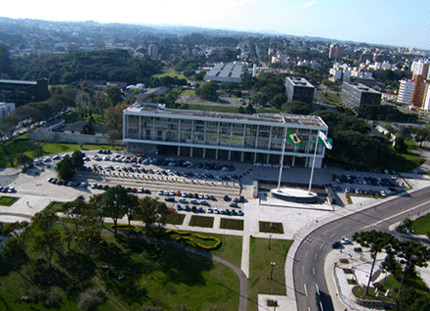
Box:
[286,129,303,147]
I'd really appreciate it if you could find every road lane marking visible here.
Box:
[304,283,308,297]
[363,199,430,229]
[305,250,309,257]
[315,283,320,294]
[312,268,315,275]
[302,266,305,274]
[314,254,318,260]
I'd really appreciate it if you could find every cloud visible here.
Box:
[303,0,318,9]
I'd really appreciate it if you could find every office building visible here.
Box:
[0,79,49,106]
[397,79,415,104]
[328,44,343,60]
[123,103,329,168]
[341,82,381,110]
[204,62,247,83]
[285,77,315,104]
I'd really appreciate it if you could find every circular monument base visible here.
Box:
[270,187,318,204]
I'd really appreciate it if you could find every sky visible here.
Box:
[2,0,430,50]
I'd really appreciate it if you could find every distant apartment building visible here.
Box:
[411,60,429,78]
[204,62,247,83]
[285,76,315,104]
[397,79,415,104]
[328,44,343,60]
[341,82,381,110]
[0,102,15,118]
[411,75,427,108]
[422,83,430,112]
[148,42,159,60]
[0,79,49,106]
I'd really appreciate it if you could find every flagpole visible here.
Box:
[308,132,319,193]
[277,126,288,191]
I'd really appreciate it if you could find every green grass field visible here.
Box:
[0,135,123,168]
[45,201,66,212]
[321,91,341,105]
[409,213,430,235]
[153,68,185,79]
[0,196,19,206]
[164,213,185,225]
[248,237,293,311]
[220,218,244,230]
[189,215,214,228]
[259,221,284,234]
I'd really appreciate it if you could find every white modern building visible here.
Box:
[204,62,247,83]
[123,103,329,168]
[397,79,416,104]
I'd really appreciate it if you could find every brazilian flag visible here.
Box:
[286,129,303,147]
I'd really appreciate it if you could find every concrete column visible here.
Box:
[203,148,206,159]
[292,156,296,167]
[215,149,219,160]
[190,147,193,158]
[254,152,257,163]
[228,150,231,161]
[177,146,181,157]
[241,151,244,162]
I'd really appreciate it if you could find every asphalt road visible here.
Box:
[293,186,430,311]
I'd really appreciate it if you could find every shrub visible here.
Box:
[354,247,362,253]
[77,288,106,310]
[43,288,63,308]
[25,285,45,303]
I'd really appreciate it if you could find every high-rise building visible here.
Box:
[123,103,329,168]
[328,44,343,60]
[411,60,429,78]
[411,75,427,108]
[341,82,381,110]
[285,77,315,104]
[397,79,416,104]
[148,42,159,60]
[422,83,430,112]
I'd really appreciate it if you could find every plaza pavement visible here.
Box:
[2,153,430,311]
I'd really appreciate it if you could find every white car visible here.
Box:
[341,237,351,245]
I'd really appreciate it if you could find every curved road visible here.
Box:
[293,186,430,311]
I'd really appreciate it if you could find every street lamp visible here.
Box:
[270,262,276,280]
[269,234,273,250]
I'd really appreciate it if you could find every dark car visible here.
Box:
[331,241,342,249]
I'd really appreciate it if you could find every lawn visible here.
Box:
[220,218,244,231]
[164,213,185,225]
[259,221,284,234]
[409,213,430,235]
[248,237,293,311]
[321,91,341,105]
[0,223,240,311]
[189,215,214,228]
[45,201,66,212]
[0,196,19,206]
[0,135,123,168]
[153,68,185,79]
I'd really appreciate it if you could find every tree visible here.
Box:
[353,230,394,295]
[105,103,129,132]
[395,240,430,297]
[89,193,106,226]
[81,117,95,135]
[195,83,218,101]
[136,196,168,236]
[244,103,255,115]
[282,100,312,115]
[101,185,129,237]
[75,227,101,255]
[55,156,75,181]
[32,210,59,232]
[62,199,94,250]
[34,229,63,267]
[105,86,123,106]
[16,154,33,168]
[125,194,139,228]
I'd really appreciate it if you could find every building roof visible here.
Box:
[343,82,381,94]
[286,76,315,88]
[0,79,37,86]
[205,62,247,82]
[124,103,327,128]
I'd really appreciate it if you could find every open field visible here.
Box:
[0,196,19,206]
[248,237,293,311]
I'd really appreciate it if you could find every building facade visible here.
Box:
[341,82,381,110]
[0,79,49,106]
[123,103,329,168]
[397,79,415,104]
[285,76,315,104]
[148,43,159,60]
[328,44,343,60]
[411,60,429,78]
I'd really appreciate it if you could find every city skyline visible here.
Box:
[1,0,430,50]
